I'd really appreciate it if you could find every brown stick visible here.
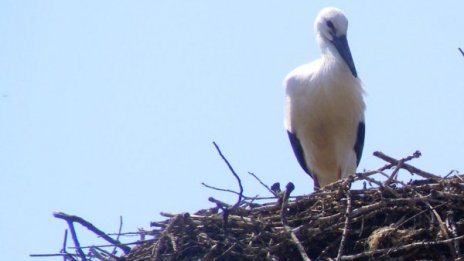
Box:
[213,141,244,208]
[248,171,279,197]
[30,253,79,259]
[280,182,312,261]
[61,229,75,261]
[53,212,131,254]
[373,151,442,181]
[336,180,353,261]
[66,219,86,261]
[111,216,124,256]
[356,150,421,181]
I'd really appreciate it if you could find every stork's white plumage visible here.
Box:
[284,7,365,190]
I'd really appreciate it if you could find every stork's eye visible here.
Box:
[326,20,335,32]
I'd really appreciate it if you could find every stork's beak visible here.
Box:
[332,35,357,78]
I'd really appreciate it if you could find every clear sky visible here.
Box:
[1,1,464,260]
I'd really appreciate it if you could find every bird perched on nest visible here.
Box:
[284,7,365,190]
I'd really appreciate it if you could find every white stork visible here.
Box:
[284,7,365,190]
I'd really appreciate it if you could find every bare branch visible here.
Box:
[111,216,124,256]
[201,182,272,200]
[66,219,86,261]
[248,171,278,197]
[53,212,131,254]
[212,141,244,208]
[280,182,312,261]
[336,178,353,261]
[373,151,441,181]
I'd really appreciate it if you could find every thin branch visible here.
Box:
[373,151,442,181]
[280,182,294,226]
[30,254,79,258]
[336,179,353,261]
[68,239,155,250]
[89,247,115,261]
[213,141,244,208]
[53,212,131,254]
[106,231,151,237]
[459,47,464,57]
[202,182,241,195]
[31,229,77,261]
[383,159,403,186]
[111,216,124,256]
[208,196,232,209]
[201,182,273,200]
[66,219,86,261]
[248,171,278,197]
[61,229,72,261]
[357,174,402,198]
[356,150,421,182]
[280,182,311,261]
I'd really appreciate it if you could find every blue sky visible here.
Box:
[1,1,464,260]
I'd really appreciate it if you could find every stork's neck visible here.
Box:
[321,53,351,78]
[316,39,351,77]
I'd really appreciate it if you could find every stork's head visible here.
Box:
[314,7,357,78]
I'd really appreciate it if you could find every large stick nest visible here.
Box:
[121,151,464,261]
[34,150,464,261]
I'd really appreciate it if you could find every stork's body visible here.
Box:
[284,7,365,189]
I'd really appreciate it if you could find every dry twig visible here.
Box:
[53,212,131,255]
[212,141,244,207]
[280,182,311,261]
[336,177,353,261]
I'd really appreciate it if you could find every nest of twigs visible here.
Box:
[122,151,464,261]
[32,149,464,261]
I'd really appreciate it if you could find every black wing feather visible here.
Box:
[287,130,312,177]
[354,121,365,166]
